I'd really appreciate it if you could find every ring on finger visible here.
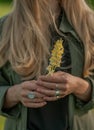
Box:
[55,90,60,97]
[27,92,36,99]
[56,95,60,99]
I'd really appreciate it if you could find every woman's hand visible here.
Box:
[19,80,47,108]
[36,71,91,102]
[4,80,47,109]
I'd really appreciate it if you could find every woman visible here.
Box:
[0,0,94,130]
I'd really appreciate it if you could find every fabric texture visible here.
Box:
[0,10,94,130]
[27,30,71,130]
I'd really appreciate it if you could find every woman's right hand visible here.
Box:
[4,80,47,109]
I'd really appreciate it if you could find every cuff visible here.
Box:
[75,77,94,111]
[0,86,21,119]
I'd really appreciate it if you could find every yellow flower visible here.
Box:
[47,38,64,74]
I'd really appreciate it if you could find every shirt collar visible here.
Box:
[59,10,81,42]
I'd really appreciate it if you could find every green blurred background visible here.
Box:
[0,0,94,130]
[0,0,94,17]
[0,0,12,17]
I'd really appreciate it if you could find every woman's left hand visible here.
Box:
[36,71,91,101]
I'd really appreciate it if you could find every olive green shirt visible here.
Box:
[0,12,94,130]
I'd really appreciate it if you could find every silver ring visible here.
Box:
[55,90,60,97]
[56,95,60,99]
[27,92,35,99]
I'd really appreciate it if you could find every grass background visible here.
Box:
[0,1,12,130]
[0,3,11,17]
[0,0,94,17]
[0,116,6,130]
[0,0,94,130]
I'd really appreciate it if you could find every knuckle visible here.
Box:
[66,84,69,89]
[21,82,27,89]
[20,91,24,97]
[63,84,68,91]
[24,81,31,86]
[22,81,31,88]
[65,77,68,82]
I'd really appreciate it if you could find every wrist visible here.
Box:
[4,85,20,108]
[73,78,91,101]
[9,85,20,103]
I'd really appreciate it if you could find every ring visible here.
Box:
[55,90,60,97]
[56,95,60,99]
[27,92,35,99]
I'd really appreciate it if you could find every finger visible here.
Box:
[21,90,45,98]
[22,97,45,103]
[37,88,56,96]
[37,88,68,98]
[37,80,55,89]
[22,81,38,91]
[23,102,47,108]
[37,80,66,90]
[35,92,45,98]
[38,72,67,83]
[43,96,60,101]
[43,95,66,101]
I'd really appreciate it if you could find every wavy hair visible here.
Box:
[0,0,94,79]
[61,0,94,77]
[0,0,60,79]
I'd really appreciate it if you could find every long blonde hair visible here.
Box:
[61,0,94,77]
[0,0,60,79]
[0,0,94,79]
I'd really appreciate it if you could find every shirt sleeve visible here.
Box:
[0,68,21,119]
[75,76,94,111]
[0,16,21,119]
